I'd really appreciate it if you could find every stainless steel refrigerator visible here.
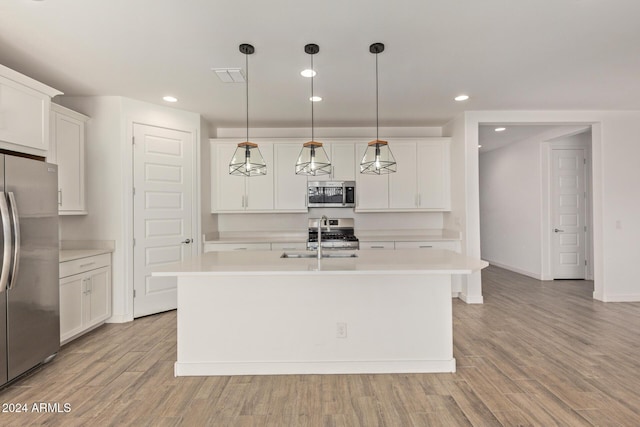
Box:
[0,153,59,388]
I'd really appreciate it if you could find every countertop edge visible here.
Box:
[60,249,113,263]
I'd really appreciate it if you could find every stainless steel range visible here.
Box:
[307,218,359,250]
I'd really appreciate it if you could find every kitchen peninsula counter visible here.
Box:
[154,249,487,377]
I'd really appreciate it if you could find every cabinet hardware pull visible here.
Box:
[79,262,95,269]
[419,245,433,248]
[371,246,384,249]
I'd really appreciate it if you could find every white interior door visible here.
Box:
[133,123,194,317]
[551,148,586,279]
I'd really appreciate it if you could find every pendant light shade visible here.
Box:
[229,141,267,176]
[360,42,396,175]
[229,43,267,177]
[296,43,331,176]
[360,139,397,174]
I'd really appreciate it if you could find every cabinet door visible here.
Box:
[274,143,307,211]
[87,267,111,327]
[60,275,84,342]
[245,143,274,211]
[331,142,356,181]
[54,110,87,214]
[389,142,418,209]
[0,77,50,152]
[417,141,450,210]
[213,142,246,211]
[355,143,389,210]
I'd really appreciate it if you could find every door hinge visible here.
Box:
[132,136,135,145]
[133,187,136,196]
[585,260,587,266]
[584,158,586,164]
[133,238,136,247]
[584,225,587,232]
[133,289,136,298]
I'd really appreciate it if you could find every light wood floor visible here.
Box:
[2,266,640,426]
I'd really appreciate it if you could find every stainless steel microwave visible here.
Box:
[307,181,356,208]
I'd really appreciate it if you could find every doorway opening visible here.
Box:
[478,124,594,282]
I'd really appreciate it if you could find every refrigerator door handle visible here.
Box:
[7,192,20,290]
[0,193,12,293]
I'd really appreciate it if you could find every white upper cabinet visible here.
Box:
[389,142,418,209]
[356,138,451,212]
[274,143,308,211]
[0,64,61,155]
[311,141,356,182]
[210,137,449,213]
[355,142,389,210]
[212,141,274,212]
[50,103,88,215]
[416,140,450,210]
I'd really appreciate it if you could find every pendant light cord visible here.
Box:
[311,53,315,142]
[245,52,249,142]
[375,51,379,142]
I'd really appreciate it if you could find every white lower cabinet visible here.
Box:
[270,242,307,251]
[204,242,271,252]
[59,253,112,344]
[395,241,460,251]
[360,241,395,249]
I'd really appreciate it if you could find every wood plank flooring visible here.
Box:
[2,265,640,426]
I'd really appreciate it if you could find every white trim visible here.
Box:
[174,359,456,376]
[485,259,543,280]
[458,293,484,304]
[597,293,640,302]
[105,314,133,324]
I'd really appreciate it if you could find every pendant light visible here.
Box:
[229,43,267,177]
[360,42,396,175]
[295,43,331,176]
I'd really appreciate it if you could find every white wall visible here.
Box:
[442,115,483,303]
[478,126,589,279]
[58,96,201,322]
[464,111,640,302]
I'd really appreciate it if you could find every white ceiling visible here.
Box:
[2,1,640,131]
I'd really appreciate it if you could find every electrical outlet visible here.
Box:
[336,322,347,339]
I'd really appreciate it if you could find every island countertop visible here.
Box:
[153,248,488,277]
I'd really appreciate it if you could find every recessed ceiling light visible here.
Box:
[310,96,322,102]
[301,69,316,78]
[163,96,178,103]
[495,127,506,132]
[478,145,482,148]
[454,95,469,101]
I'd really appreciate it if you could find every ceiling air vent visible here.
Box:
[212,68,245,83]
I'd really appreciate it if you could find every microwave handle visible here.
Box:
[342,183,346,206]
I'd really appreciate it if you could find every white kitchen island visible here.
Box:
[153,249,487,376]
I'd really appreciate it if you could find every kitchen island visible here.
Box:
[153,249,487,376]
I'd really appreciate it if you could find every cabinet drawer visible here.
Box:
[204,243,271,252]
[271,242,307,251]
[60,253,111,278]
[394,241,459,251]
[360,241,395,249]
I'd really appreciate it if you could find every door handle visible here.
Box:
[554,228,565,233]
[181,238,193,244]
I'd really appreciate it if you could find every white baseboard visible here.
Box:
[484,259,542,280]
[595,293,640,302]
[459,293,484,304]
[174,358,456,376]
[106,314,134,324]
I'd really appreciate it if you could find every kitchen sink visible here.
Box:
[280,252,358,259]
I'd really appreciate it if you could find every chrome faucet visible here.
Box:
[317,215,330,259]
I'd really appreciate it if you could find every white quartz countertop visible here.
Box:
[60,249,113,263]
[153,249,487,277]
